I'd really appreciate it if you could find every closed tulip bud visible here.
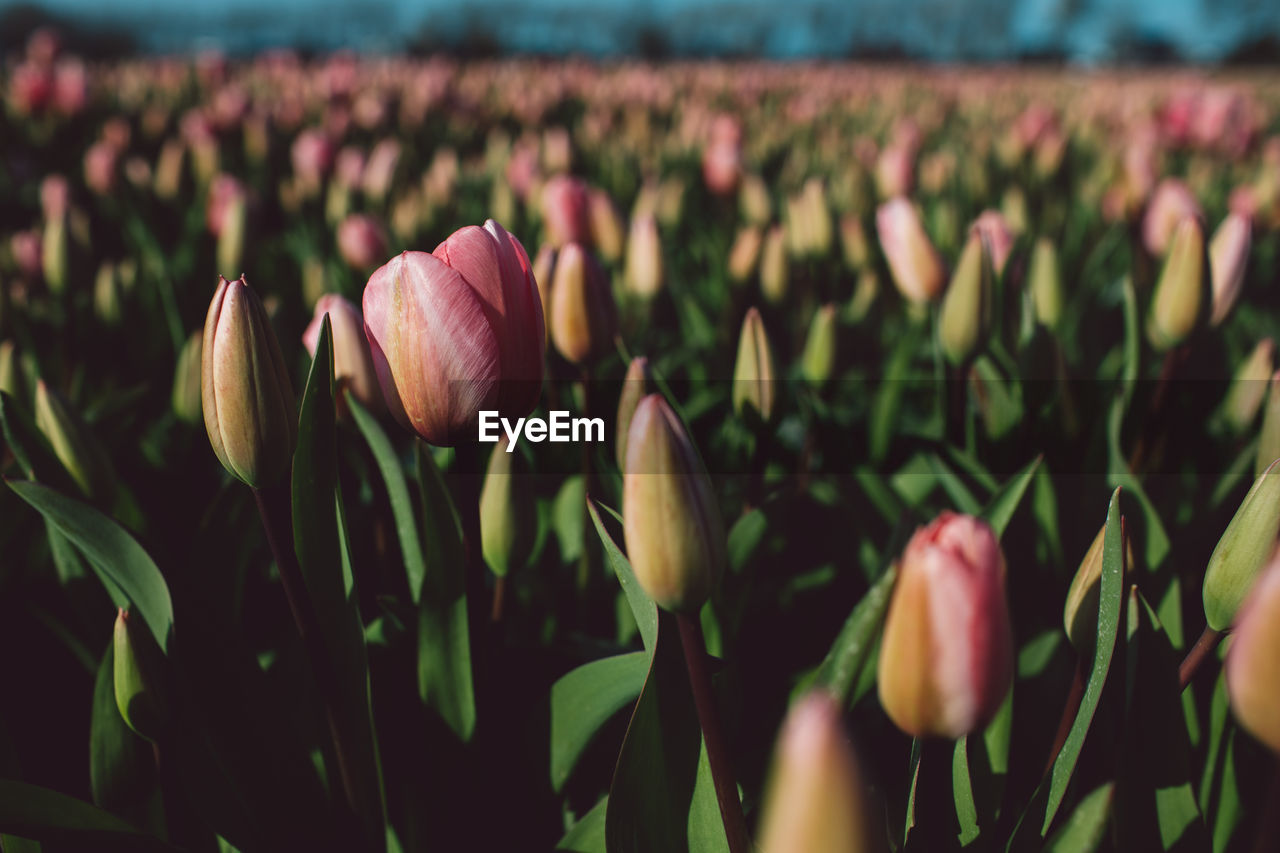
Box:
[728,226,763,284]
[1142,179,1202,257]
[1028,237,1063,330]
[479,436,531,578]
[1226,552,1280,753]
[623,394,726,614]
[1209,212,1251,327]
[336,214,388,272]
[215,191,247,279]
[876,198,945,305]
[172,330,203,424]
[616,356,654,470]
[757,693,879,853]
[42,213,68,296]
[303,294,384,418]
[588,189,625,263]
[0,341,21,400]
[624,214,664,299]
[201,276,296,487]
[878,513,1013,738]
[733,307,777,422]
[840,215,871,271]
[802,304,839,388]
[971,210,1015,276]
[1063,524,1134,654]
[114,609,167,741]
[153,139,185,200]
[1203,458,1280,632]
[94,262,121,326]
[739,173,772,225]
[875,144,915,199]
[1146,217,1210,352]
[938,231,993,366]
[35,380,116,504]
[541,175,592,248]
[760,225,789,305]
[291,128,334,194]
[549,243,616,366]
[362,139,401,203]
[1223,338,1273,434]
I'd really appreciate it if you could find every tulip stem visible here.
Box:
[251,485,362,841]
[676,612,751,853]
[1178,624,1222,691]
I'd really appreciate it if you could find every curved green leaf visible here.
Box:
[1044,782,1114,853]
[0,780,175,850]
[589,500,657,654]
[6,479,173,653]
[814,562,898,706]
[550,652,649,792]
[980,455,1043,539]
[558,797,608,852]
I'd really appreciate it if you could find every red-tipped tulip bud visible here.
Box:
[1146,217,1210,352]
[878,513,1013,738]
[201,276,296,487]
[876,197,945,305]
[733,307,777,422]
[1028,237,1063,330]
[172,330,203,424]
[1203,458,1280,632]
[114,608,167,741]
[616,356,654,470]
[938,231,994,366]
[1209,212,1251,327]
[1226,552,1280,753]
[302,294,383,418]
[548,243,616,366]
[1223,338,1274,434]
[623,395,726,613]
[624,214,664,299]
[757,693,880,853]
[336,214,388,272]
[35,380,116,504]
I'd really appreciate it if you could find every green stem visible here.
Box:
[676,612,750,853]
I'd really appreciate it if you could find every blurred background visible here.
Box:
[1,0,1279,62]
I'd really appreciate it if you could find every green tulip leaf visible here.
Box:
[550,652,650,792]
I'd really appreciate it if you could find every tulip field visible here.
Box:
[8,31,1280,852]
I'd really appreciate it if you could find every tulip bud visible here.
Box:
[1226,552,1280,753]
[1203,458,1280,632]
[739,173,772,225]
[588,189,625,263]
[542,175,592,248]
[733,307,777,422]
[302,294,384,419]
[971,210,1015,277]
[35,380,116,504]
[114,609,167,741]
[623,394,726,614]
[172,330,203,424]
[153,139,185,201]
[479,436,531,578]
[1063,524,1135,654]
[801,304,838,388]
[616,356,654,470]
[0,340,21,401]
[1146,217,1210,352]
[657,176,685,228]
[624,214,664,299]
[336,214,388,272]
[42,213,68,295]
[938,231,993,366]
[1222,338,1274,434]
[1028,237,1063,330]
[1209,212,1251,327]
[201,276,296,487]
[878,513,1013,738]
[94,262,122,326]
[549,243,616,366]
[1142,179,1202,257]
[756,692,879,853]
[840,214,871,271]
[876,197,945,305]
[760,225,789,305]
[727,226,763,284]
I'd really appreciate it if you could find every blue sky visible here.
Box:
[12,0,1280,61]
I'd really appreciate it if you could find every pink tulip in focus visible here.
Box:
[336,214,389,271]
[878,512,1013,739]
[1143,179,1203,257]
[876,197,945,305]
[541,175,592,248]
[362,220,544,445]
[302,294,384,417]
